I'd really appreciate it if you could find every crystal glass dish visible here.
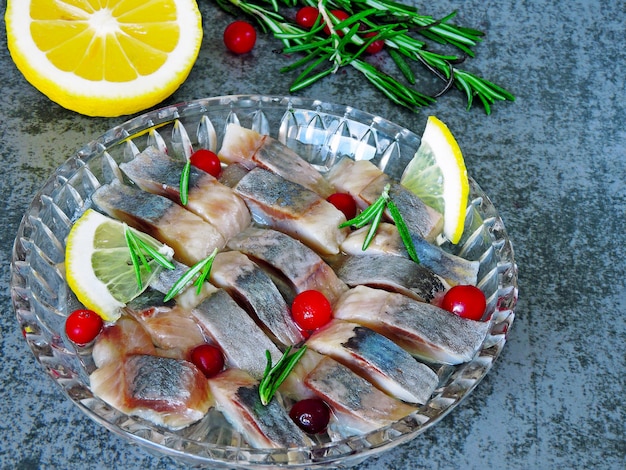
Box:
[11,95,518,468]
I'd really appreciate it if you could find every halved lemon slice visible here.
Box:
[401,116,469,244]
[65,209,174,322]
[5,0,203,117]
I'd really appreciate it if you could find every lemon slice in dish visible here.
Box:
[65,209,174,322]
[401,116,469,244]
[5,0,203,117]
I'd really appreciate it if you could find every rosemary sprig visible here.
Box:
[214,0,514,114]
[339,184,419,263]
[259,345,308,405]
[124,225,176,289]
[163,249,218,302]
[180,159,192,206]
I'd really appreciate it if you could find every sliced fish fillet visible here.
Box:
[120,147,251,241]
[208,368,312,449]
[307,320,439,404]
[333,285,490,365]
[190,289,283,379]
[219,123,334,197]
[227,227,348,304]
[210,251,304,346]
[92,316,156,368]
[92,180,225,266]
[90,354,213,431]
[234,167,348,255]
[304,357,417,434]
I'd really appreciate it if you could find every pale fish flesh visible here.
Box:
[340,222,479,286]
[92,180,225,266]
[234,167,348,255]
[333,285,491,365]
[326,158,443,241]
[92,316,156,368]
[278,349,325,401]
[126,304,206,358]
[208,368,312,449]
[227,227,348,304]
[331,254,447,303]
[120,147,251,241]
[190,289,283,379]
[90,354,213,430]
[306,320,439,404]
[218,123,334,197]
[304,357,417,434]
[209,251,304,346]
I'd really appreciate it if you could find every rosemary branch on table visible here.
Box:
[214,0,514,113]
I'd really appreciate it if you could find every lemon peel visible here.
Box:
[401,116,469,244]
[5,0,203,117]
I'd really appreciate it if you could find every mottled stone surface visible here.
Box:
[1,0,624,469]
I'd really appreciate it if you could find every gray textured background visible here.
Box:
[1,0,624,468]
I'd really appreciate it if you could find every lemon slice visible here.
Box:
[5,0,203,117]
[65,209,174,322]
[401,116,469,244]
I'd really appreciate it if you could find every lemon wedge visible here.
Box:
[401,116,469,244]
[65,209,174,322]
[5,0,203,117]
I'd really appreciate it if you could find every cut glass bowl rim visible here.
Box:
[10,94,518,468]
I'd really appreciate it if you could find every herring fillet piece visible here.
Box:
[326,158,443,241]
[190,289,283,379]
[92,317,156,368]
[92,180,225,266]
[304,357,417,434]
[334,285,491,365]
[120,147,251,241]
[341,222,479,286]
[90,354,213,431]
[227,227,348,304]
[306,320,439,404]
[332,254,447,303]
[126,304,206,357]
[218,123,334,197]
[234,167,348,255]
[210,251,304,346]
[208,368,312,449]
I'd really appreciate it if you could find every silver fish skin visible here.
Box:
[210,251,304,346]
[333,285,491,365]
[191,289,283,379]
[278,349,325,401]
[332,254,447,303]
[307,320,439,404]
[326,158,443,241]
[92,316,156,368]
[340,222,479,286]
[90,354,213,431]
[227,227,348,304]
[120,147,251,241]
[208,368,312,449]
[304,357,417,434]
[92,180,225,266]
[218,123,334,197]
[234,167,348,255]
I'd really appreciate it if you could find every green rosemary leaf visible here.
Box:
[361,202,385,250]
[387,198,420,263]
[193,248,218,294]
[163,250,217,302]
[259,345,308,405]
[124,225,145,289]
[388,48,416,84]
[133,237,176,270]
[180,159,191,206]
[339,194,386,229]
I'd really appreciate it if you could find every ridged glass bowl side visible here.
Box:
[10,95,517,468]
